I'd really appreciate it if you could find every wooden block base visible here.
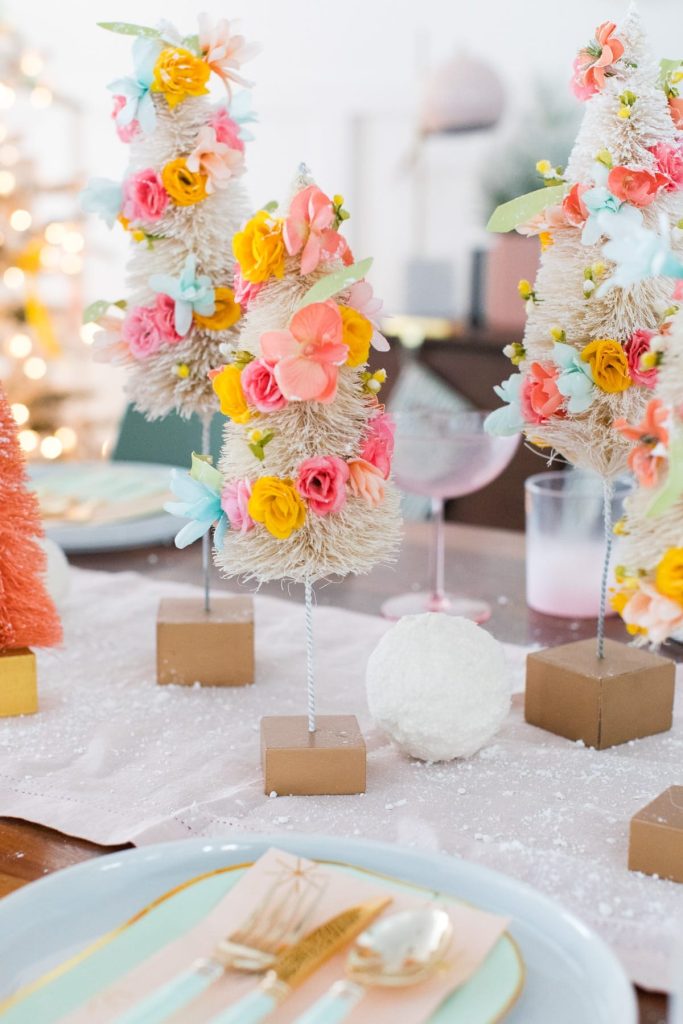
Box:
[261,715,366,796]
[629,786,683,883]
[0,648,37,717]
[156,596,254,687]
[525,637,674,749]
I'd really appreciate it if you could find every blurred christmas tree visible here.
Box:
[0,20,96,462]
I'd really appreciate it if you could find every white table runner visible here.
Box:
[0,567,680,992]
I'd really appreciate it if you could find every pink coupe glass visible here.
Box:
[382,409,519,621]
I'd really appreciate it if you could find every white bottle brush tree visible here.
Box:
[211,169,401,730]
[80,14,258,609]
[485,7,683,655]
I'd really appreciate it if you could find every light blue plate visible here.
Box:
[0,833,636,1023]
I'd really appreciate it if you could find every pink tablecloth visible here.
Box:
[0,567,680,992]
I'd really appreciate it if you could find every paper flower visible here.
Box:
[79,178,123,228]
[607,166,668,208]
[210,363,251,423]
[624,329,658,388]
[107,37,160,136]
[233,210,286,284]
[283,185,351,275]
[360,412,395,479]
[248,476,306,539]
[562,183,590,226]
[670,97,683,130]
[186,124,245,192]
[614,399,669,488]
[161,158,209,207]
[221,477,254,533]
[164,457,229,550]
[151,46,210,108]
[122,168,169,223]
[347,279,389,351]
[240,358,286,413]
[347,458,385,507]
[210,107,246,151]
[149,254,215,337]
[296,456,349,516]
[649,143,683,192]
[193,287,241,331]
[151,294,182,345]
[197,14,260,93]
[339,305,373,367]
[581,185,643,246]
[260,301,348,403]
[520,362,565,425]
[552,342,595,414]
[580,338,631,393]
[111,95,140,143]
[656,547,683,603]
[571,21,624,100]
[122,305,163,360]
[621,581,683,645]
[233,264,263,310]
[484,374,526,436]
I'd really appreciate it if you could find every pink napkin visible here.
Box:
[62,848,510,1023]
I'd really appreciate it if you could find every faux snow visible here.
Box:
[366,613,510,761]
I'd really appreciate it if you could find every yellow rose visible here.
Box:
[194,287,241,331]
[151,47,210,108]
[580,338,632,393]
[161,158,208,207]
[655,547,683,603]
[248,477,306,540]
[233,211,286,284]
[338,305,372,367]
[211,364,250,423]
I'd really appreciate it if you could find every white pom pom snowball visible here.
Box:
[366,613,510,762]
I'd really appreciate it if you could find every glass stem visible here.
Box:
[429,497,448,610]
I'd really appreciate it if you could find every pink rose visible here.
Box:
[296,456,349,516]
[152,293,182,345]
[209,108,245,151]
[520,362,565,425]
[624,329,657,388]
[347,459,385,508]
[122,306,163,360]
[111,95,140,142]
[650,142,683,192]
[607,166,668,208]
[360,412,395,479]
[122,168,169,223]
[233,264,263,310]
[221,478,254,533]
[241,358,287,412]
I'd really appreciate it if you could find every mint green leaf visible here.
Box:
[660,58,682,87]
[487,184,567,233]
[190,452,222,490]
[296,258,374,309]
[249,443,265,461]
[97,21,160,38]
[180,33,200,54]
[262,200,279,214]
[82,299,121,324]
[647,434,683,516]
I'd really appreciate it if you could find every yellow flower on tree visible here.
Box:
[338,305,372,367]
[151,47,210,108]
[580,338,632,393]
[248,476,306,540]
[162,159,208,207]
[233,211,286,284]
[211,364,250,423]
[194,287,241,331]
[655,547,683,604]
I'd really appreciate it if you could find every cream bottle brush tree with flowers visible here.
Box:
[485,8,683,654]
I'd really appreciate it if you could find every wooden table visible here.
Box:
[0,522,669,1022]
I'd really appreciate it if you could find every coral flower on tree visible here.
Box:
[260,301,349,403]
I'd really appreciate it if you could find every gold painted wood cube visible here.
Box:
[156,596,254,687]
[629,786,683,883]
[0,648,38,717]
[261,715,366,796]
[525,638,674,749]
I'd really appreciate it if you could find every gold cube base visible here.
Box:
[629,786,683,883]
[525,637,674,749]
[0,648,37,717]
[156,596,254,687]
[261,715,366,796]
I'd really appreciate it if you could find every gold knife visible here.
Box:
[205,897,391,1024]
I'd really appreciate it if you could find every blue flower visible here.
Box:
[552,342,595,414]
[164,456,228,550]
[485,373,526,436]
[107,37,161,136]
[79,177,123,227]
[149,254,216,337]
[227,91,258,143]
[581,185,642,246]
[600,220,683,292]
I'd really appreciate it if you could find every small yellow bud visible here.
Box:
[549,326,565,342]
[374,368,387,383]
[367,378,381,393]
[176,363,190,379]
[333,194,344,206]
[595,148,613,169]
[640,351,658,370]
[539,231,553,251]
[671,70,683,83]
[613,518,628,537]
[617,106,631,119]
[591,261,606,277]
[248,428,264,443]
[517,279,532,299]
[536,159,551,174]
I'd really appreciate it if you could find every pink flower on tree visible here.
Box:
[669,97,683,130]
[296,456,349,516]
[360,412,395,479]
[562,183,590,226]
[221,478,254,533]
[347,458,385,507]
[122,168,169,223]
[607,166,668,208]
[111,95,140,142]
[241,358,287,412]
[347,280,389,352]
[571,21,624,100]
[624,329,657,388]
[198,15,260,93]
[210,108,245,151]
[649,142,683,192]
[186,124,245,192]
[233,264,263,310]
[152,294,183,345]
[622,583,683,646]
[520,362,565,425]
[283,185,352,275]
[122,306,163,360]
[260,301,349,403]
